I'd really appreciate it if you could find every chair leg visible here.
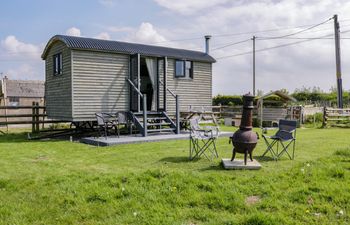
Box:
[104,126,107,139]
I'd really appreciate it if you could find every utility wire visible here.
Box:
[211,39,251,51]
[216,31,348,60]
[257,17,333,40]
[152,17,342,44]
[211,17,334,51]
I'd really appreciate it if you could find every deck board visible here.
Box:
[81,131,233,146]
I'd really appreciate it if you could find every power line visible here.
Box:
[257,17,333,40]
[216,28,350,60]
[211,39,251,51]
[211,17,334,51]
[152,17,346,44]
[216,33,335,60]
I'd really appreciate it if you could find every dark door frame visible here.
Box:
[129,55,167,112]
[157,56,167,112]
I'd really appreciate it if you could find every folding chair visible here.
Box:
[116,111,132,137]
[189,118,220,161]
[95,113,117,139]
[261,119,297,160]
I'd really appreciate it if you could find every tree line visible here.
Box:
[213,87,350,107]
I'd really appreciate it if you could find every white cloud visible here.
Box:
[5,63,43,80]
[66,27,81,37]
[151,0,350,94]
[105,26,135,33]
[95,32,111,40]
[99,0,115,7]
[125,22,167,44]
[154,0,229,14]
[1,35,41,59]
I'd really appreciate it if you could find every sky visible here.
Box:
[1,0,350,95]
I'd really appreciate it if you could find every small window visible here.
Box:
[175,60,193,79]
[175,60,185,77]
[9,97,19,106]
[53,53,63,75]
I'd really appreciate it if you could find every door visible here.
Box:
[157,57,167,111]
[130,54,140,112]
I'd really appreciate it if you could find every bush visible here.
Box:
[213,95,242,106]
[304,113,323,124]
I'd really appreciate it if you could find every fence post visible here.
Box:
[32,102,35,133]
[322,106,327,128]
[35,102,39,132]
[176,95,180,134]
[143,95,147,137]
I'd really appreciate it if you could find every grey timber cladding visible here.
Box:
[42,35,216,63]
[45,41,72,120]
[166,59,212,114]
[72,50,129,121]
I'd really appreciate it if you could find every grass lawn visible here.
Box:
[0,126,349,225]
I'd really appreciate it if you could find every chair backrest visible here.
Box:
[189,118,202,138]
[278,119,297,132]
[275,119,297,140]
[95,113,105,126]
[117,111,128,124]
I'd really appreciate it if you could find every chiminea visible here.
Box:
[230,93,258,165]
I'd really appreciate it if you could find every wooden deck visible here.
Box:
[81,131,233,146]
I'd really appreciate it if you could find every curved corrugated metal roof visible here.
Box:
[42,35,216,63]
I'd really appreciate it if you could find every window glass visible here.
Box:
[185,61,192,78]
[175,60,193,79]
[175,60,185,77]
[9,97,19,106]
[53,53,63,75]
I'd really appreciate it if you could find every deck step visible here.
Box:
[137,117,167,121]
[147,128,175,133]
[147,122,171,126]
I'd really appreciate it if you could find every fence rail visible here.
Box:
[322,107,350,127]
[0,102,68,133]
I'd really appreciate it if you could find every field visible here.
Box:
[0,127,349,225]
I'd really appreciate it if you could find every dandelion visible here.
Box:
[306,163,310,167]
[306,209,310,213]
[133,212,138,217]
[121,187,125,192]
[339,210,344,216]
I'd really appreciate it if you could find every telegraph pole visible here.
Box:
[333,14,343,108]
[252,36,256,96]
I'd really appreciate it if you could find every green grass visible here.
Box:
[0,127,349,224]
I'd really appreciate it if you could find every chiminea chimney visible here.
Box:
[204,35,211,54]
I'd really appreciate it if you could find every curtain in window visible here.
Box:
[145,57,157,111]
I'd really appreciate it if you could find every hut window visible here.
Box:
[175,60,193,79]
[9,97,19,106]
[53,53,63,75]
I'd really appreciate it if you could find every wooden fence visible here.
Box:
[192,105,300,122]
[0,102,67,133]
[322,107,350,127]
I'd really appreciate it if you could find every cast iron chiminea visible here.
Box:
[230,93,258,165]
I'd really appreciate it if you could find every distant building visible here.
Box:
[0,77,45,125]
[0,76,45,107]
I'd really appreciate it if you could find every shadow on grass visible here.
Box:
[199,163,224,171]
[254,155,276,162]
[0,132,67,144]
[159,156,197,163]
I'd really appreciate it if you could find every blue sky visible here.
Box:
[1,0,350,95]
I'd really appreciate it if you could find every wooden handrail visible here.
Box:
[159,80,176,98]
[126,78,144,98]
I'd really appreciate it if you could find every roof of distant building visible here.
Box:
[1,78,45,98]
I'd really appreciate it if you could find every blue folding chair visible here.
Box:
[261,119,297,160]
